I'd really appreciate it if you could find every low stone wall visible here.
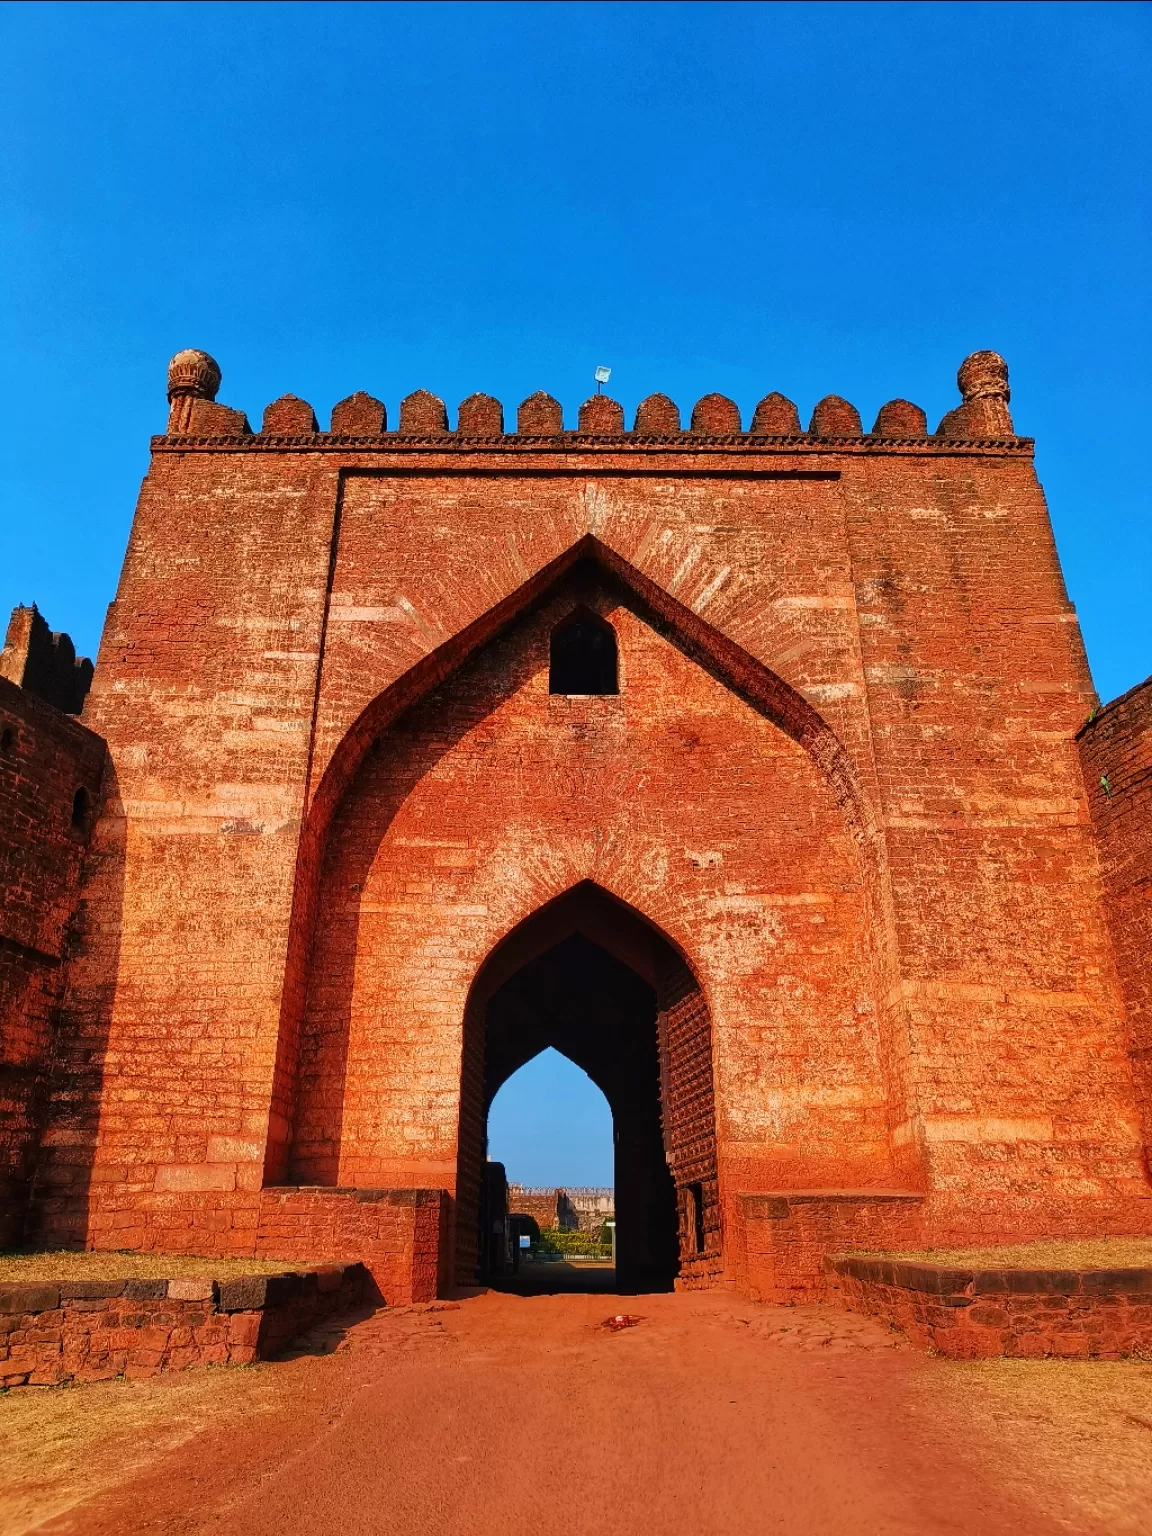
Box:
[255,1187,445,1302]
[825,1255,1152,1359]
[734,1191,925,1303]
[0,1262,366,1386]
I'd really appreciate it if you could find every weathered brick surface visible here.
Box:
[0,1262,365,1386]
[0,676,105,1242]
[826,1254,1152,1359]
[508,1189,568,1231]
[6,349,1150,1293]
[0,605,93,714]
[255,1187,445,1302]
[1078,679,1152,1146]
[735,1191,925,1302]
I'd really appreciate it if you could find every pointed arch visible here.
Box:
[457,881,721,1292]
[306,535,878,845]
[263,537,895,1193]
[548,605,618,694]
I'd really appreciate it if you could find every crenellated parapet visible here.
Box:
[157,349,1022,451]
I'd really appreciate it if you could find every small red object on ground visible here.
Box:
[601,1313,643,1331]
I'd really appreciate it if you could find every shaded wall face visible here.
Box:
[292,586,887,1206]
[1078,682,1152,1149]
[0,680,104,1241]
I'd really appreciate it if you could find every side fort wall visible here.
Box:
[0,346,1148,1303]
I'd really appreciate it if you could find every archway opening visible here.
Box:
[487,1049,617,1293]
[455,883,721,1296]
[548,607,618,695]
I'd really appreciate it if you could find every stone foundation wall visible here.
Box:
[0,1262,366,1386]
[825,1254,1152,1359]
[733,1191,926,1302]
[1077,677,1152,1148]
[254,1187,445,1303]
[0,674,105,1244]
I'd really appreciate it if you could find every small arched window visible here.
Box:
[549,610,618,695]
[0,726,13,755]
[71,786,91,833]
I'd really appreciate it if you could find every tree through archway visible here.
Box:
[455,883,721,1295]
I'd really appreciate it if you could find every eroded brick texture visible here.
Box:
[0,1262,365,1386]
[825,1254,1152,1359]
[0,677,104,1242]
[657,959,721,1286]
[11,351,1152,1293]
[1078,680,1152,1147]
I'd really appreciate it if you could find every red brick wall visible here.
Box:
[0,1262,365,1386]
[26,394,1152,1275]
[507,1190,563,1231]
[292,584,880,1211]
[1077,678,1152,1149]
[826,1253,1152,1360]
[254,1188,444,1302]
[656,958,722,1286]
[0,678,105,1242]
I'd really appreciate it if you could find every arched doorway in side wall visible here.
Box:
[454,882,722,1295]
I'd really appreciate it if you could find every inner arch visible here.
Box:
[457,883,721,1295]
[488,1047,614,1187]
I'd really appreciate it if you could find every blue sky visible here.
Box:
[489,1050,614,1187]
[2,2,1148,1184]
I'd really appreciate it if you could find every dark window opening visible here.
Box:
[71,787,91,832]
[549,611,618,695]
[686,1181,705,1255]
[0,727,13,755]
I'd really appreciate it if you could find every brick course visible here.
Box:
[0,1262,366,1386]
[0,675,104,1242]
[4,348,1150,1294]
[825,1254,1152,1359]
[1077,679,1152,1148]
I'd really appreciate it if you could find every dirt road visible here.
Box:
[16,1286,1152,1536]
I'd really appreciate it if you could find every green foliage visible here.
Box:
[534,1229,612,1259]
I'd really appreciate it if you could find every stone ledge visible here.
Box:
[151,433,1035,457]
[825,1254,1152,1358]
[0,1263,367,1387]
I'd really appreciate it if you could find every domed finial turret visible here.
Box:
[167,349,221,403]
[937,350,1014,438]
[167,350,222,432]
[957,350,1010,405]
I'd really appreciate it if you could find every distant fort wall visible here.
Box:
[507,1186,615,1234]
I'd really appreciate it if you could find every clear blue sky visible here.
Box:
[489,1051,614,1188]
[2,2,1149,1184]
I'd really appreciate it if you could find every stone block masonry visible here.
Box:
[0,605,93,716]
[0,668,105,1244]
[506,1187,615,1234]
[3,344,1150,1297]
[1078,678,1152,1150]
[825,1254,1152,1360]
[0,1262,366,1386]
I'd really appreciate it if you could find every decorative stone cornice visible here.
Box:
[153,431,1034,457]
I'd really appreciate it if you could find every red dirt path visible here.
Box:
[36,1288,1074,1536]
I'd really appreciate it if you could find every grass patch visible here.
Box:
[918,1357,1152,1536]
[0,1250,326,1283]
[0,1358,280,1536]
[866,1237,1152,1270]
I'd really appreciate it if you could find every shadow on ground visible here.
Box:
[486,1260,619,1296]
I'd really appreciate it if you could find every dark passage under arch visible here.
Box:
[456,883,721,1295]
